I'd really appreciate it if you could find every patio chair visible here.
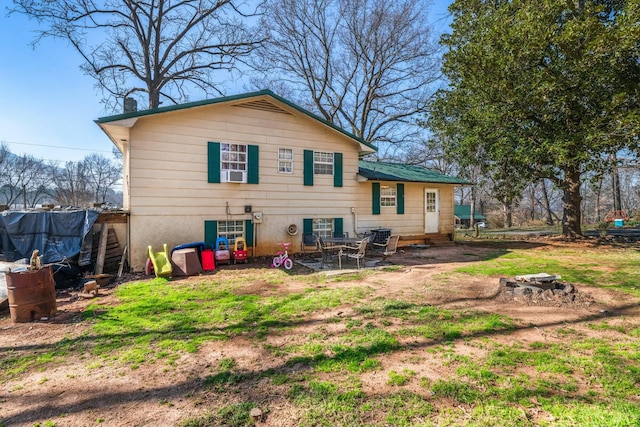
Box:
[340,236,370,269]
[361,231,375,255]
[317,236,340,268]
[374,235,399,264]
[300,233,319,256]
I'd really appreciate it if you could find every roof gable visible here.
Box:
[96,90,376,154]
[358,161,470,185]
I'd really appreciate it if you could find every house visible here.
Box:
[96,90,469,271]
[454,205,487,228]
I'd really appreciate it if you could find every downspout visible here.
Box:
[253,222,257,259]
[351,207,358,237]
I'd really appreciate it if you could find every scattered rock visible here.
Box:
[78,292,96,299]
[250,407,263,423]
[498,276,595,308]
[83,281,99,295]
[540,289,555,301]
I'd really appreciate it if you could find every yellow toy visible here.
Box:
[147,244,173,277]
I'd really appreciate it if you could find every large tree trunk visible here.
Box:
[502,199,512,228]
[149,88,161,110]
[561,167,583,237]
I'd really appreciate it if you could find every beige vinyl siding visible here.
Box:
[352,182,455,236]
[118,98,456,270]
[125,102,364,269]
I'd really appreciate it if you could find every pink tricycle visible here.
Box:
[271,242,293,270]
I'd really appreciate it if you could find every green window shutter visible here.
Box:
[204,220,218,246]
[245,219,254,247]
[247,145,259,184]
[397,183,405,215]
[303,150,314,186]
[303,218,313,235]
[334,218,343,237]
[372,182,380,215]
[333,152,343,187]
[207,142,221,183]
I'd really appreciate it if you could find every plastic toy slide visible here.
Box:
[147,244,173,277]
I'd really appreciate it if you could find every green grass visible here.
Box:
[287,381,435,427]
[179,402,258,427]
[420,334,640,425]
[387,369,416,386]
[0,271,370,379]
[454,246,640,295]
[80,276,369,365]
[3,244,640,427]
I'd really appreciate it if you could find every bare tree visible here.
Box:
[51,161,92,207]
[83,153,121,204]
[0,154,51,209]
[0,143,14,203]
[11,0,264,110]
[252,0,441,153]
[539,179,556,226]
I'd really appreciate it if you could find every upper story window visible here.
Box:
[208,141,258,184]
[303,149,341,187]
[278,148,293,173]
[380,186,397,207]
[220,143,247,183]
[314,151,333,175]
[221,143,247,172]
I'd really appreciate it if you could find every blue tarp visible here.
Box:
[0,209,100,266]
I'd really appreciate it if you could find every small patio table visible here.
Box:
[320,237,361,269]
[323,237,360,246]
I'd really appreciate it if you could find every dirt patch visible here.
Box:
[1,239,639,426]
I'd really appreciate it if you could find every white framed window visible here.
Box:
[221,143,247,172]
[425,191,436,212]
[218,220,245,245]
[278,148,293,173]
[313,151,333,175]
[220,143,247,183]
[380,186,397,207]
[312,218,333,239]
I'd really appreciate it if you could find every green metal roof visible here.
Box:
[454,205,487,220]
[358,161,471,185]
[96,89,377,153]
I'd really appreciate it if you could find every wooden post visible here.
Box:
[117,245,128,277]
[95,224,109,274]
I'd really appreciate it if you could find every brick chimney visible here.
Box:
[124,97,137,113]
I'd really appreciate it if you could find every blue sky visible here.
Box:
[0,2,451,164]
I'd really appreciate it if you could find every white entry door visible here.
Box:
[424,189,439,233]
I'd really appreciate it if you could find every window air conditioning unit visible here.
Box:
[221,170,247,183]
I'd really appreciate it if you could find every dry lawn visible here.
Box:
[1,239,639,426]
